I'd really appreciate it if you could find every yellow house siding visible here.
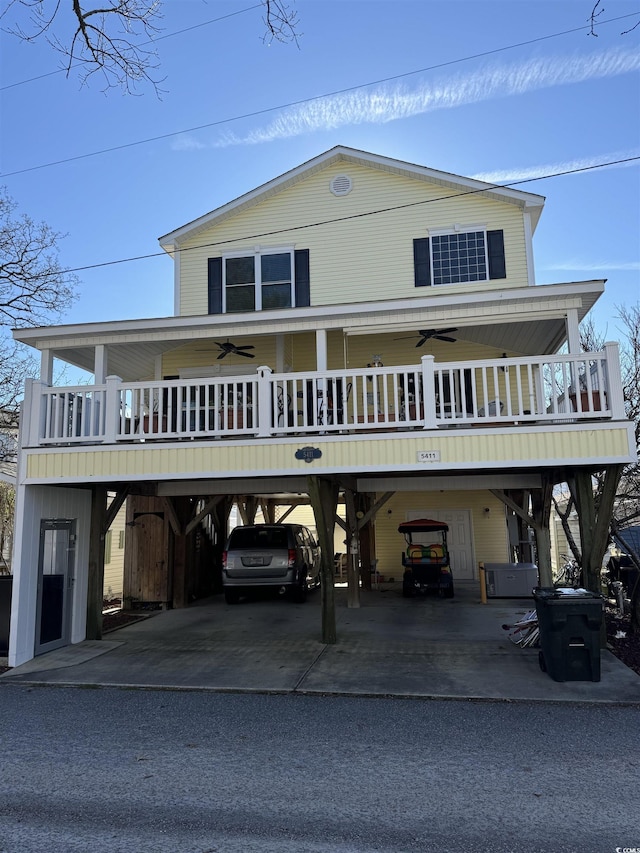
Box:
[104,499,126,600]
[374,491,509,576]
[25,426,632,483]
[177,162,529,316]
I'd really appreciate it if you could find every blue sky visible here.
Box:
[1,0,639,345]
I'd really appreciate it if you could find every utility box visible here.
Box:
[484,563,538,597]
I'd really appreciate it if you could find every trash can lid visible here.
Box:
[534,586,602,600]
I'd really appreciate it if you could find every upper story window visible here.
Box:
[208,248,310,315]
[225,250,293,312]
[431,230,487,285]
[414,228,505,288]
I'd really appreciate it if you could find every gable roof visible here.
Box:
[158,145,546,253]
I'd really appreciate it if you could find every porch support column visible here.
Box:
[86,485,108,641]
[275,334,285,373]
[315,329,328,371]
[40,350,53,385]
[565,309,580,354]
[308,475,339,644]
[94,345,107,384]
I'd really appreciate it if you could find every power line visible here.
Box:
[2,10,639,179]
[0,3,263,91]
[55,155,640,276]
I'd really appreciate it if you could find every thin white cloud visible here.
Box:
[203,46,640,148]
[472,151,640,183]
[541,260,640,272]
[171,134,207,151]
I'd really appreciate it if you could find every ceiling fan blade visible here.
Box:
[236,350,256,358]
[216,352,228,360]
[436,328,458,335]
[234,345,255,351]
[434,335,457,343]
[415,338,429,347]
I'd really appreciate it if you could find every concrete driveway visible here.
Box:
[3,582,639,703]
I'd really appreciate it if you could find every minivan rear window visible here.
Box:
[228,527,289,549]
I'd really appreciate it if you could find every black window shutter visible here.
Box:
[294,249,310,307]
[487,230,506,280]
[413,238,431,287]
[207,257,222,314]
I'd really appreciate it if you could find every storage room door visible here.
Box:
[407,509,475,580]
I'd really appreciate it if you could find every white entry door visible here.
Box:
[407,509,475,580]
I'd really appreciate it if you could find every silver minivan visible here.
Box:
[222,523,321,604]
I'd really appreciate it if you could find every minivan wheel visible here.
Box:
[224,589,240,605]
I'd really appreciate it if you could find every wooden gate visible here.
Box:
[123,496,171,608]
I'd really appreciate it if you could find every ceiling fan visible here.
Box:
[197,339,256,359]
[394,328,459,347]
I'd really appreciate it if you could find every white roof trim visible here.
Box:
[158,146,546,252]
[13,280,604,349]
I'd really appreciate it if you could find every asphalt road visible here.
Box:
[0,685,638,853]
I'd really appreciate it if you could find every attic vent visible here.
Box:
[330,175,352,196]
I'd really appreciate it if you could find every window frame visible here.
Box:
[222,246,296,313]
[427,224,489,287]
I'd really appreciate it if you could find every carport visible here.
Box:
[86,467,581,647]
[3,584,639,703]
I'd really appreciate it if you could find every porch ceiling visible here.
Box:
[14,280,603,381]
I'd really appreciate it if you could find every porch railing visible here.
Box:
[25,344,624,447]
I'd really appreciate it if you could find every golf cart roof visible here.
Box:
[397,518,449,533]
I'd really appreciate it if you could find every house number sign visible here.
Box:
[295,446,322,463]
[417,451,441,462]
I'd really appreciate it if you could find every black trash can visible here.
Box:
[533,587,603,682]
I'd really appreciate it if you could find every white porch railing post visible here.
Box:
[421,354,437,429]
[603,342,625,419]
[103,375,122,444]
[257,365,273,437]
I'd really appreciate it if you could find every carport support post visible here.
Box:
[87,485,108,641]
[165,497,191,609]
[308,475,338,644]
[211,496,234,593]
[344,489,360,608]
[530,476,554,587]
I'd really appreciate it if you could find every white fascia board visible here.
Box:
[158,145,546,251]
[12,280,605,350]
[523,211,535,285]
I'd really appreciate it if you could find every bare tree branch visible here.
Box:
[263,0,300,47]
[4,0,302,94]
[0,188,78,328]
[588,0,606,36]
[589,0,640,36]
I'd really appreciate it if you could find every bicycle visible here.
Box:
[554,554,582,588]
